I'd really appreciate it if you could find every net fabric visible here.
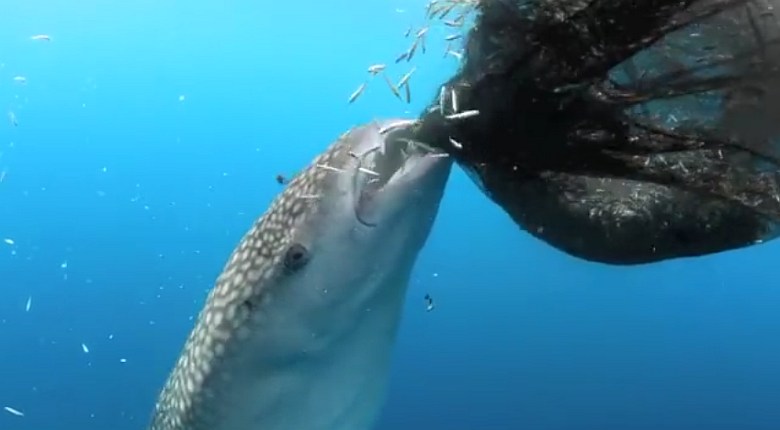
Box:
[413,0,780,264]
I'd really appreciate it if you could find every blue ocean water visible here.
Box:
[2,1,780,429]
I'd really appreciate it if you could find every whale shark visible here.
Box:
[149,120,452,430]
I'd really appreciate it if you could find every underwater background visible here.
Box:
[2,0,780,429]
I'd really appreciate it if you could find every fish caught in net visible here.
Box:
[410,0,780,264]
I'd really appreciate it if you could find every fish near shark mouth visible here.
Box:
[353,131,447,227]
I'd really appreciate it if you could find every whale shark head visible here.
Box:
[274,120,452,302]
[150,120,452,430]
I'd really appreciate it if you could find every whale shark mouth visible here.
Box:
[353,132,448,227]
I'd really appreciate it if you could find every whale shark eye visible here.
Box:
[284,243,310,272]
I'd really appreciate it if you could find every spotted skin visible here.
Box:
[149,120,452,430]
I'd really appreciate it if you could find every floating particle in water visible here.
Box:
[3,406,24,416]
[81,343,89,354]
[7,111,17,127]
[30,34,51,41]
[178,95,185,102]
[119,358,127,363]
[60,261,68,269]
[25,296,31,312]
[12,76,26,84]
[3,238,13,245]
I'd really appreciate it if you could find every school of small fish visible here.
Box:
[347,0,477,105]
[3,36,104,419]
[5,35,52,130]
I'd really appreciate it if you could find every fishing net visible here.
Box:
[412,0,780,264]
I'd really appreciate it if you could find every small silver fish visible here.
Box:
[348,83,367,104]
[445,109,479,120]
[3,406,24,417]
[383,74,402,100]
[367,64,386,75]
[397,67,416,88]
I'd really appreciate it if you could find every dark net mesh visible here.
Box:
[411,0,780,264]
